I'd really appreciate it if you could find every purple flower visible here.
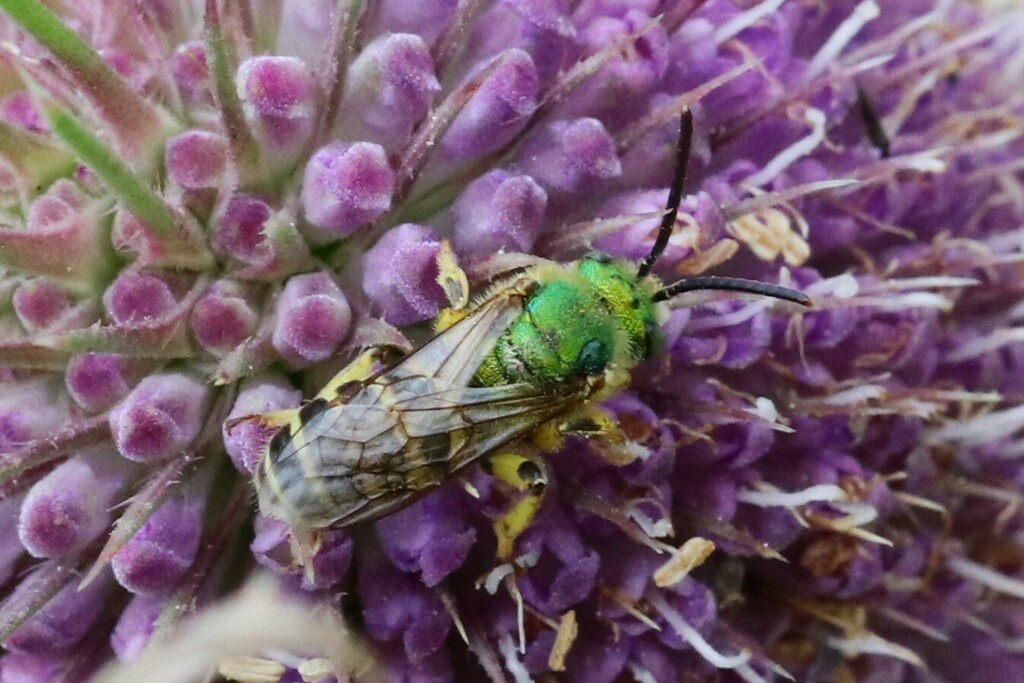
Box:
[1,1,1024,681]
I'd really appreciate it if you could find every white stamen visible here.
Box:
[826,634,925,667]
[852,293,956,311]
[498,635,534,683]
[868,276,979,291]
[738,484,846,508]
[927,404,1024,445]
[723,179,860,220]
[714,0,787,44]
[804,1,880,80]
[733,662,770,683]
[830,501,879,529]
[745,109,827,188]
[748,397,778,423]
[648,592,751,669]
[947,328,1024,361]
[480,563,516,594]
[805,273,860,299]
[946,555,1024,601]
[683,301,772,330]
[627,505,674,539]
[819,384,888,406]
[628,663,659,683]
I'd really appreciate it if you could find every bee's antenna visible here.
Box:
[636,109,694,279]
[856,86,891,159]
[652,275,812,306]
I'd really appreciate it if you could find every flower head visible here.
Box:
[0,1,1024,681]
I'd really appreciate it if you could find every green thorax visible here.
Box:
[474,254,664,387]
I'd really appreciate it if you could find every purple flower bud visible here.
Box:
[519,509,600,613]
[467,0,576,86]
[676,302,772,369]
[345,33,440,143]
[65,353,140,413]
[358,553,452,661]
[18,450,133,558]
[211,193,274,265]
[102,272,177,325]
[168,41,209,103]
[373,0,457,43]
[452,170,547,255]
[237,56,317,168]
[223,375,302,474]
[441,49,539,160]
[301,142,395,241]
[0,651,63,682]
[108,373,209,462]
[5,574,111,654]
[375,486,476,587]
[111,593,165,661]
[251,515,353,590]
[0,381,70,453]
[12,279,73,332]
[516,118,622,194]
[111,487,204,594]
[189,280,259,356]
[1,91,46,132]
[26,182,86,228]
[361,223,446,326]
[165,130,227,191]
[570,11,670,127]
[271,271,352,366]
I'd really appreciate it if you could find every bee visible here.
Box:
[235,111,811,563]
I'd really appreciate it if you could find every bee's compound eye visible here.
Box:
[574,338,610,376]
[642,318,664,360]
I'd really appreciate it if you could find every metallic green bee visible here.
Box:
[239,111,811,562]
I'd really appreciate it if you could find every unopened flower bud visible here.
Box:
[108,373,209,462]
[223,376,302,473]
[452,170,547,255]
[65,353,141,413]
[5,573,111,654]
[301,142,395,241]
[18,450,134,558]
[13,279,73,332]
[102,272,177,325]
[345,33,440,143]
[237,56,317,171]
[441,49,539,160]
[362,224,445,325]
[168,41,209,103]
[517,117,622,194]
[189,279,259,356]
[165,129,227,191]
[271,272,352,366]
[111,487,204,594]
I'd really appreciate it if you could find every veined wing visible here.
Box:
[257,288,596,530]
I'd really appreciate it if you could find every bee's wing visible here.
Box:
[382,286,525,386]
[260,289,596,530]
[302,377,592,528]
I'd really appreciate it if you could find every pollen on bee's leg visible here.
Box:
[486,453,548,561]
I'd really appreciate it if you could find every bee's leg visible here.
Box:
[533,407,638,467]
[434,240,471,333]
[314,345,406,401]
[483,452,548,561]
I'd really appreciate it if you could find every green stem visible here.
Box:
[45,106,178,237]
